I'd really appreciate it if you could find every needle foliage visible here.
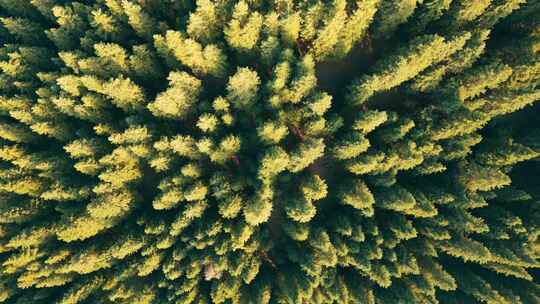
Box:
[0,0,539,303]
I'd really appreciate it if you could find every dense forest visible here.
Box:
[0,0,539,303]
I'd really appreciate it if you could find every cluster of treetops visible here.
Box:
[0,0,539,303]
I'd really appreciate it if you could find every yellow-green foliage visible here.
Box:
[0,1,539,303]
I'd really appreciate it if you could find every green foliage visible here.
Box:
[187,0,221,43]
[227,67,261,110]
[332,132,371,160]
[448,0,493,26]
[456,161,511,192]
[225,1,263,52]
[348,32,471,104]
[147,72,202,119]
[307,0,380,61]
[154,30,228,77]
[339,179,376,216]
[374,0,419,38]
[353,110,388,134]
[0,1,539,303]
[121,0,158,41]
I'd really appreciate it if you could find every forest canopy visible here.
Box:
[0,0,540,303]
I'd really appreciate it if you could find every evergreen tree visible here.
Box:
[227,67,261,110]
[154,30,228,77]
[348,32,471,104]
[0,1,539,303]
[121,0,158,41]
[224,1,263,52]
[373,0,419,38]
[446,0,493,27]
[147,71,202,119]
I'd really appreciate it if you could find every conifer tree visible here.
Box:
[373,0,419,38]
[348,32,471,104]
[0,1,539,303]
[147,71,202,119]
[121,0,158,41]
[224,1,263,52]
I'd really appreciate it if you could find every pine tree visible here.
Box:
[0,1,539,303]
[225,1,263,52]
[446,0,493,27]
[121,0,158,41]
[187,0,221,43]
[408,29,491,93]
[339,179,376,216]
[154,30,228,77]
[405,0,453,34]
[437,59,513,111]
[476,137,539,166]
[101,77,146,112]
[455,161,511,192]
[148,71,202,119]
[332,131,370,160]
[0,17,46,44]
[309,0,348,61]
[288,138,325,173]
[334,0,380,59]
[348,32,471,104]
[227,67,261,110]
[373,0,419,38]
